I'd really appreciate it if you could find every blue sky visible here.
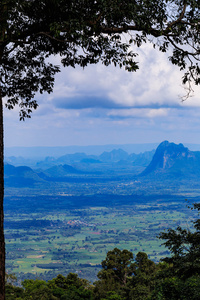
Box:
[4,42,200,148]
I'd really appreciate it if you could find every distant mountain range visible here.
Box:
[5,148,155,169]
[4,147,155,187]
[5,143,159,158]
[4,141,200,187]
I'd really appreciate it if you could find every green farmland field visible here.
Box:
[4,186,196,283]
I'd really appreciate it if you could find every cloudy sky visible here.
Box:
[3,42,200,149]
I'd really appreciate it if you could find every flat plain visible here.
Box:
[4,176,199,283]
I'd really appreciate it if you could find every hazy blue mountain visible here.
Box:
[43,164,83,177]
[99,149,129,162]
[141,141,200,178]
[129,150,155,166]
[80,158,102,164]
[56,152,88,163]
[5,143,159,158]
[5,156,41,167]
[4,163,44,187]
[4,162,86,187]
[4,163,42,179]
[35,153,100,169]
[36,149,140,169]
[5,147,156,170]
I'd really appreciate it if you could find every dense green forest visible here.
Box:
[5,203,200,299]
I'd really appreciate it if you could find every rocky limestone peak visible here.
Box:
[141,141,194,176]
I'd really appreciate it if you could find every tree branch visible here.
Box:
[165,2,187,32]
[167,35,200,58]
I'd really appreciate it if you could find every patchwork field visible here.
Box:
[4,190,196,283]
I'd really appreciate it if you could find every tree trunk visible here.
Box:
[0,0,6,295]
[0,89,5,300]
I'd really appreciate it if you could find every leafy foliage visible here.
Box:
[6,273,93,300]
[0,0,199,120]
[159,203,200,279]
[153,203,200,299]
[93,249,158,300]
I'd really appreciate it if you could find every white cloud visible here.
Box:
[42,42,200,111]
[3,41,200,147]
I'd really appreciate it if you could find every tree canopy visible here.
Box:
[0,1,200,298]
[0,0,199,120]
[159,203,200,279]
